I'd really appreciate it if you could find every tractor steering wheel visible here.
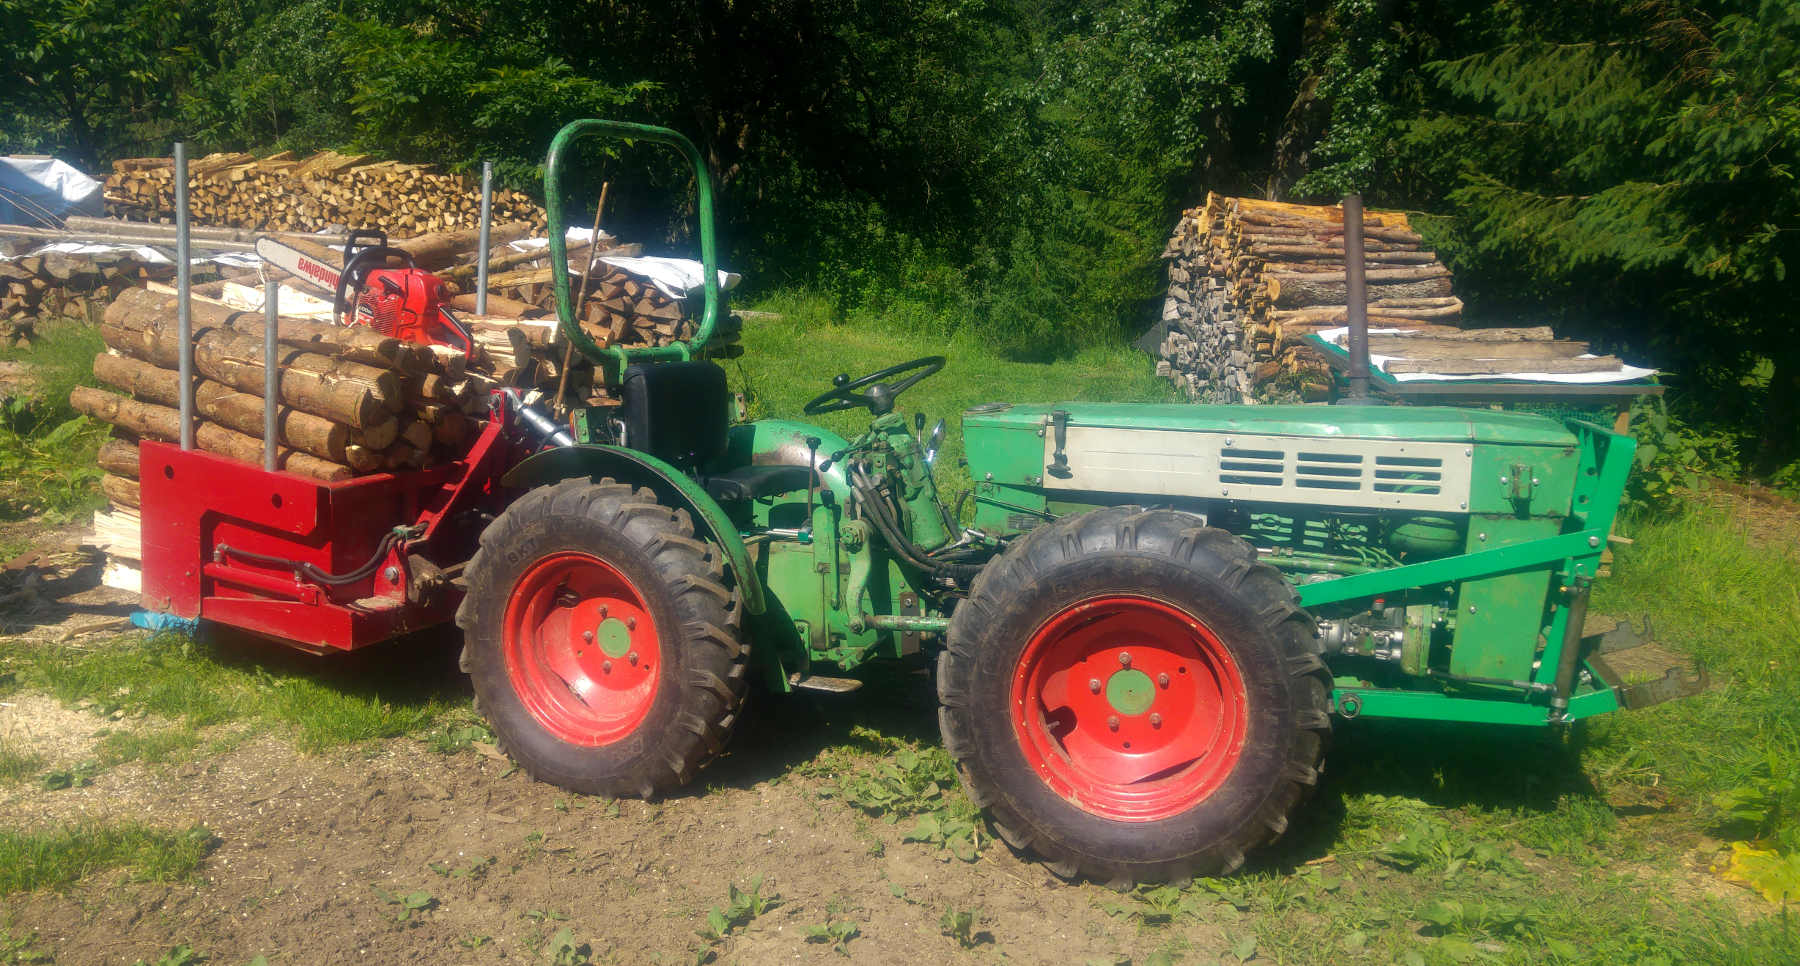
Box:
[803,356,945,416]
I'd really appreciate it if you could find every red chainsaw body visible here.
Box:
[356,267,458,347]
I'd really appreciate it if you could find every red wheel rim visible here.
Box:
[1010,596,1248,822]
[503,552,662,746]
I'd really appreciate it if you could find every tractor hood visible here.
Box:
[961,403,1579,447]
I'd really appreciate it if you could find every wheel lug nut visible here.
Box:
[602,661,612,673]
[1088,678,1101,693]
[599,605,608,617]
[1107,716,1120,731]
[1118,652,1132,667]
[1150,713,1163,728]
[626,617,637,630]
[582,630,594,642]
[628,651,638,665]
[1157,673,1170,688]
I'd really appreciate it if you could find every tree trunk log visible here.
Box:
[101,473,140,509]
[97,438,139,479]
[69,387,353,480]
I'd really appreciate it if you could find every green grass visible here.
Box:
[0,736,45,784]
[2,632,465,754]
[1586,507,1800,850]
[0,822,211,895]
[730,291,1178,501]
[0,321,107,523]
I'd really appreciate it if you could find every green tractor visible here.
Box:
[456,120,1697,884]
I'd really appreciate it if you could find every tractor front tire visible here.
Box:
[457,478,748,798]
[938,507,1330,884]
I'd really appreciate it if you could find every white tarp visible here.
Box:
[1315,326,1656,384]
[596,255,740,302]
[0,240,254,269]
[0,157,104,225]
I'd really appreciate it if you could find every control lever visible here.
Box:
[804,436,822,537]
[818,447,848,473]
[1047,409,1072,478]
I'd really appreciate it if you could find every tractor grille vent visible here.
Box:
[1042,427,1473,513]
[1220,447,1446,497]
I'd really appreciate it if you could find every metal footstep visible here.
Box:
[792,675,863,693]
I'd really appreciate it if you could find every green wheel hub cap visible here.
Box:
[1106,668,1156,716]
[597,617,633,658]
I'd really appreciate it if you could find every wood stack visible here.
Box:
[103,152,548,238]
[1155,195,1460,402]
[1328,326,1625,376]
[0,241,176,343]
[75,288,496,513]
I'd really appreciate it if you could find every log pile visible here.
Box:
[76,288,495,517]
[103,152,548,238]
[0,240,176,343]
[1326,326,1626,376]
[1155,194,1461,402]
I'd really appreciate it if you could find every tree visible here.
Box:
[1389,0,1799,467]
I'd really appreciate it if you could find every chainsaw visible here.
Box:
[255,230,473,353]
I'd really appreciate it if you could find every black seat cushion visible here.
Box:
[702,464,813,503]
[621,361,729,469]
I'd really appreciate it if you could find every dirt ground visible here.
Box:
[0,485,1787,965]
[0,662,1189,966]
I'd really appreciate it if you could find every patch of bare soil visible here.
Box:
[1,728,1205,966]
[0,530,138,642]
[1700,482,1800,551]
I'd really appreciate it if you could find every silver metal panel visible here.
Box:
[1046,427,1473,512]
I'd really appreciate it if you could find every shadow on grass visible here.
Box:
[1256,716,1601,870]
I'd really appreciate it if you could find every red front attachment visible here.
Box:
[138,404,521,652]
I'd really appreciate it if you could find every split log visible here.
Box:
[97,438,140,479]
[91,353,383,471]
[101,474,141,509]
[69,387,354,481]
[1267,273,1455,308]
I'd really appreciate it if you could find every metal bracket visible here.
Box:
[1611,663,1710,710]
[898,592,922,656]
[1587,615,1655,653]
[1046,410,1072,479]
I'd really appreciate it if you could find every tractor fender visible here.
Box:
[501,445,765,615]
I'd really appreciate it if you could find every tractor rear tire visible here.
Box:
[937,506,1330,885]
[456,478,748,798]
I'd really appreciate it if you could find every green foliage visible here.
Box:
[0,737,43,785]
[133,947,202,966]
[539,926,593,965]
[816,727,984,862]
[370,884,436,923]
[938,906,986,948]
[0,823,212,895]
[804,917,860,955]
[1624,399,1739,514]
[696,876,778,943]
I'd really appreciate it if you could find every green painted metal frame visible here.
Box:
[543,119,721,368]
[500,444,763,615]
[1303,420,1637,726]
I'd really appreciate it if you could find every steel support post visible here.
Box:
[174,143,195,450]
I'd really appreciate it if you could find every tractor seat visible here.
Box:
[702,464,813,503]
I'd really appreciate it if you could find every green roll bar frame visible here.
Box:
[543,119,722,368]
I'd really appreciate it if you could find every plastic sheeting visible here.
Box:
[0,157,104,225]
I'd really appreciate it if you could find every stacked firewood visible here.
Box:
[1156,195,1460,402]
[1325,326,1625,376]
[104,152,547,238]
[74,288,496,514]
[0,241,176,343]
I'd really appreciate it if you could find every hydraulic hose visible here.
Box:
[848,467,984,582]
